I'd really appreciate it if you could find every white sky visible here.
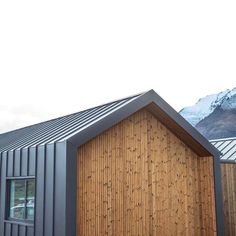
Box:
[0,0,235,134]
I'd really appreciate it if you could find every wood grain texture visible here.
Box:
[77,109,217,236]
[221,163,236,236]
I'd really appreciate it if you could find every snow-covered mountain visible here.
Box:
[180,87,236,139]
[180,87,236,126]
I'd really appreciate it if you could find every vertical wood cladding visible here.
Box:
[221,163,236,236]
[77,109,217,236]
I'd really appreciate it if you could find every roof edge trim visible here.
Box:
[68,89,220,158]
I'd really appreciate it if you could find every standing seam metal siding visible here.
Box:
[0,141,77,236]
[0,148,35,236]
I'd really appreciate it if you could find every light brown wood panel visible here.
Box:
[77,109,217,236]
[221,163,236,236]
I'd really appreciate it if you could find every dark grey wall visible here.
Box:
[0,141,77,236]
[0,149,35,236]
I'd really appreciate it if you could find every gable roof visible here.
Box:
[0,93,141,152]
[0,90,220,157]
[211,137,236,163]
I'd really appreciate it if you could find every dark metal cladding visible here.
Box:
[0,153,2,234]
[0,153,1,227]
[0,142,76,236]
[28,147,36,177]
[53,141,77,236]
[21,148,28,177]
[5,223,11,236]
[0,149,35,236]
[44,144,55,236]
[14,149,21,177]
[19,225,26,236]
[27,226,34,236]
[35,145,45,236]
[0,152,7,236]
[12,224,18,235]
[65,141,77,236]
[7,151,13,177]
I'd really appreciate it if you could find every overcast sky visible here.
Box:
[0,0,235,134]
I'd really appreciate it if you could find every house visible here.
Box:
[211,137,236,236]
[0,90,224,236]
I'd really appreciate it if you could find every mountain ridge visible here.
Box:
[180,87,236,139]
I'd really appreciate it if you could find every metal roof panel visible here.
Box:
[0,93,142,152]
[211,137,236,162]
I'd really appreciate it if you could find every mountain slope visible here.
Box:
[180,87,236,139]
[196,107,236,139]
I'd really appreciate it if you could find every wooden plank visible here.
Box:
[221,163,236,236]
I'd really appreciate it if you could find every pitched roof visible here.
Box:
[0,90,220,157]
[211,137,236,163]
[0,93,141,152]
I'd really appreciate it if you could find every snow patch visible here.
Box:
[180,87,236,126]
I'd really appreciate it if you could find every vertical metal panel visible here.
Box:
[14,149,21,177]
[28,147,36,176]
[5,223,11,236]
[0,153,1,214]
[0,152,7,236]
[12,224,18,235]
[34,141,76,236]
[19,225,26,236]
[27,226,34,236]
[21,148,28,177]
[7,151,13,177]
[44,143,55,236]
[65,141,77,236]
[0,152,2,235]
[35,145,45,236]
[54,142,67,236]
[0,153,1,221]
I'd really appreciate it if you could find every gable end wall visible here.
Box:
[77,109,217,235]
